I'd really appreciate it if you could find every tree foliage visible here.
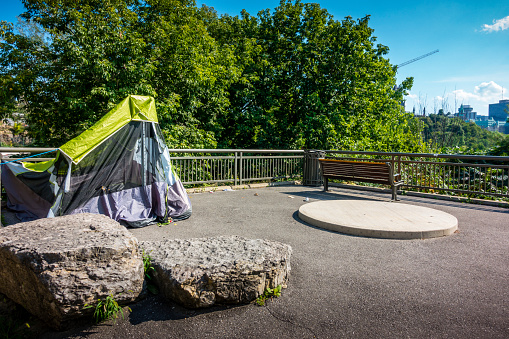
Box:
[417,114,504,153]
[2,0,237,147]
[204,1,420,151]
[1,0,423,152]
[489,135,509,156]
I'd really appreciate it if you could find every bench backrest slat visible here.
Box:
[318,158,393,184]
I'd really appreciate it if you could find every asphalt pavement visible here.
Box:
[13,185,509,338]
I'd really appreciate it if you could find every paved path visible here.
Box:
[6,185,508,338]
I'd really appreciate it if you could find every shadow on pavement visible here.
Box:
[128,294,246,325]
[283,187,509,214]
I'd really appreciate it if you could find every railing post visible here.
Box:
[396,155,402,194]
[239,151,243,185]
[303,150,324,186]
[234,151,238,186]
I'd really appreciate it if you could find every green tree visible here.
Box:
[1,0,238,147]
[205,0,420,151]
[2,0,425,152]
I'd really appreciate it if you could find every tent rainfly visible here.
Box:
[2,95,191,227]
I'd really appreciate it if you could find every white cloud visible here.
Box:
[452,89,479,102]
[474,81,504,99]
[482,15,509,32]
[451,81,504,103]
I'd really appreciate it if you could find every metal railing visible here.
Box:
[0,147,57,162]
[1,147,508,201]
[167,149,304,185]
[0,148,304,224]
[322,150,509,200]
[0,148,305,185]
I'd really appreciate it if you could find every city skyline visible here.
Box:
[2,0,508,116]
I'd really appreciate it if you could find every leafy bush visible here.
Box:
[256,285,282,306]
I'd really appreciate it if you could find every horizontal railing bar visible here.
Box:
[242,155,303,159]
[241,176,301,182]
[171,156,236,160]
[168,149,305,154]
[181,179,233,185]
[0,147,57,153]
[400,160,509,169]
[1,158,55,162]
[242,177,276,181]
[170,156,302,160]
[323,150,509,162]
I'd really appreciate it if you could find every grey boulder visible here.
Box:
[0,213,144,329]
[140,235,292,308]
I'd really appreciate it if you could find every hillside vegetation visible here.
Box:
[417,114,504,153]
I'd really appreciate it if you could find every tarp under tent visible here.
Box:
[1,95,192,227]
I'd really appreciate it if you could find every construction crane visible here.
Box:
[397,49,439,69]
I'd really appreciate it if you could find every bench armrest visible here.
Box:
[393,173,404,186]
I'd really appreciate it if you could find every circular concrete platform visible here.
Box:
[298,200,458,239]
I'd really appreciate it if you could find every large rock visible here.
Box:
[0,213,144,329]
[141,236,292,308]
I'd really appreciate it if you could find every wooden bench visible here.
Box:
[318,158,404,201]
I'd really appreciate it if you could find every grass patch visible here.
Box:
[142,249,159,295]
[83,294,130,324]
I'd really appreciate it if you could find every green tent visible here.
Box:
[2,95,192,227]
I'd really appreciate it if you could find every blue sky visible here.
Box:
[2,0,508,116]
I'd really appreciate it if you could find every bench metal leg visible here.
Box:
[324,177,329,191]
[391,186,400,201]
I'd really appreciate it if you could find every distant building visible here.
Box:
[455,104,477,121]
[488,99,509,121]
[475,118,507,133]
